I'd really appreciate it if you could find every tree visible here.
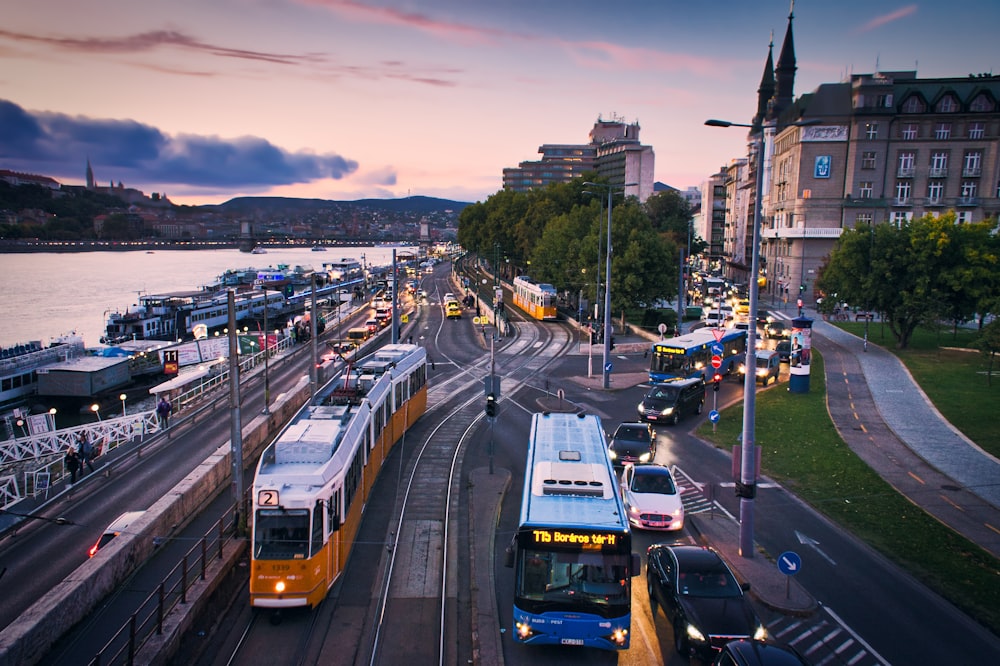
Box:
[975,319,1000,388]
[816,214,1000,349]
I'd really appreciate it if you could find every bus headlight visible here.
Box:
[610,627,628,645]
[275,580,286,594]
[516,621,534,640]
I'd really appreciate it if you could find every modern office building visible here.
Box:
[720,6,999,303]
[502,117,655,202]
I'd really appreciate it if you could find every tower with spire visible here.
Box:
[85,158,95,190]
[771,0,797,122]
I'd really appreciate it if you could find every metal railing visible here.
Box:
[88,504,245,666]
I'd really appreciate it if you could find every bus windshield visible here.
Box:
[254,508,311,560]
[517,549,631,614]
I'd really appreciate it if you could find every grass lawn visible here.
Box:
[697,350,1000,636]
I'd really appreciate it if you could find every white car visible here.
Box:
[620,464,684,531]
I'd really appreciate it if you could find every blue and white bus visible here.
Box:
[648,327,746,383]
[508,412,640,651]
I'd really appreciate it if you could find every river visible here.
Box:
[0,245,420,349]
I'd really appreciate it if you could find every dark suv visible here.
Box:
[637,378,705,425]
[607,422,656,467]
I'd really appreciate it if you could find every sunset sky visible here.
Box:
[2,1,998,205]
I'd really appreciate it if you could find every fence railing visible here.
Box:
[87,504,245,666]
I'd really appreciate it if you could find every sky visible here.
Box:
[2,1,998,206]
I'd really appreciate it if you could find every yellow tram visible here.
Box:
[249,343,428,609]
[513,275,558,321]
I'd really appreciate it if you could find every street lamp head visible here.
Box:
[91,404,100,413]
[705,119,743,128]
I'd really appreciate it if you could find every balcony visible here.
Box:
[923,198,945,207]
[957,197,979,207]
[963,167,982,177]
[892,197,912,207]
[896,167,915,178]
[928,167,948,178]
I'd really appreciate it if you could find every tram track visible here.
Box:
[218,297,578,665]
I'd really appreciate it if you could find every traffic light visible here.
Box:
[485,393,497,418]
[713,373,722,392]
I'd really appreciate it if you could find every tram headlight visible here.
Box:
[275,581,286,594]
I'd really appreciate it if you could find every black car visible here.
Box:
[774,339,800,364]
[607,422,656,467]
[713,639,811,665]
[637,378,705,425]
[647,544,767,661]
[765,321,788,339]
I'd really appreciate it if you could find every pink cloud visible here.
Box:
[854,5,918,33]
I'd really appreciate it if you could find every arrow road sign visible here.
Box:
[709,410,720,423]
[710,342,724,355]
[778,551,801,576]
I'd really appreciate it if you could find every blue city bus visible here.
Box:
[649,327,747,383]
[508,412,640,651]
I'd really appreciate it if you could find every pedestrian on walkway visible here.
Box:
[156,397,173,429]
[77,431,96,474]
[65,446,81,485]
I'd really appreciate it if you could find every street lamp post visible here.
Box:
[584,181,636,389]
[120,393,127,418]
[262,288,271,415]
[705,118,767,558]
[91,403,102,422]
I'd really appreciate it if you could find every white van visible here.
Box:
[738,349,780,386]
[89,510,146,557]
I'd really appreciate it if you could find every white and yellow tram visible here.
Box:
[512,275,558,321]
[249,343,428,609]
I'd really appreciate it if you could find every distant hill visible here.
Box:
[205,195,470,214]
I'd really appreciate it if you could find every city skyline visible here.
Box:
[2,0,998,206]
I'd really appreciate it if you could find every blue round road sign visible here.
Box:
[778,551,801,576]
[604,362,613,372]
[709,410,720,423]
[710,342,724,355]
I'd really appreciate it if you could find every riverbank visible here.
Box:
[0,239,419,253]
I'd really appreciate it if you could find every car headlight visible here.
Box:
[686,622,707,643]
[637,401,646,413]
[753,624,768,641]
[639,452,651,463]
[660,406,674,415]
[608,449,617,460]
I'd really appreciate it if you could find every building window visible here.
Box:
[865,122,879,140]
[930,152,948,177]
[961,181,977,199]
[956,211,971,224]
[902,96,924,113]
[895,181,911,204]
[936,95,958,113]
[968,122,985,139]
[902,123,918,140]
[898,151,915,176]
[969,94,993,112]
[856,213,873,226]
[934,123,952,140]
[963,151,982,177]
[858,181,873,199]
[862,151,876,169]
[927,181,944,203]
[890,211,912,227]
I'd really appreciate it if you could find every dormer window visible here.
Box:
[902,96,924,113]
[970,94,993,112]
[937,95,958,113]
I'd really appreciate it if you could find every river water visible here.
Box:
[0,246,419,349]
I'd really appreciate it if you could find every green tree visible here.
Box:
[975,319,1000,387]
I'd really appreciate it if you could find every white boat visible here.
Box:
[0,334,86,407]
[251,246,268,255]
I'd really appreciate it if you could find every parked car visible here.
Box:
[607,422,656,467]
[90,511,146,558]
[712,639,811,665]
[647,544,767,662]
[637,378,705,425]
[620,464,684,531]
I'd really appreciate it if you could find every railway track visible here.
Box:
[217,300,577,665]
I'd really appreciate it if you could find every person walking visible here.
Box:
[65,446,81,486]
[156,396,173,429]
[78,431,96,474]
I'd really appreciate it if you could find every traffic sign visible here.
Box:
[711,355,722,369]
[778,551,801,576]
[604,362,613,373]
[709,410,720,423]
[473,316,482,324]
[710,342,724,355]
[712,328,725,342]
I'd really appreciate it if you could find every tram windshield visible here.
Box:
[254,508,311,559]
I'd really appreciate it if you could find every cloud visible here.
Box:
[854,5,918,33]
[0,99,362,190]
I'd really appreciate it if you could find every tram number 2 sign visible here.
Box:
[258,489,280,506]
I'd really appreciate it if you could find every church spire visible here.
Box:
[85,157,95,190]
[752,32,775,134]
[772,0,797,121]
